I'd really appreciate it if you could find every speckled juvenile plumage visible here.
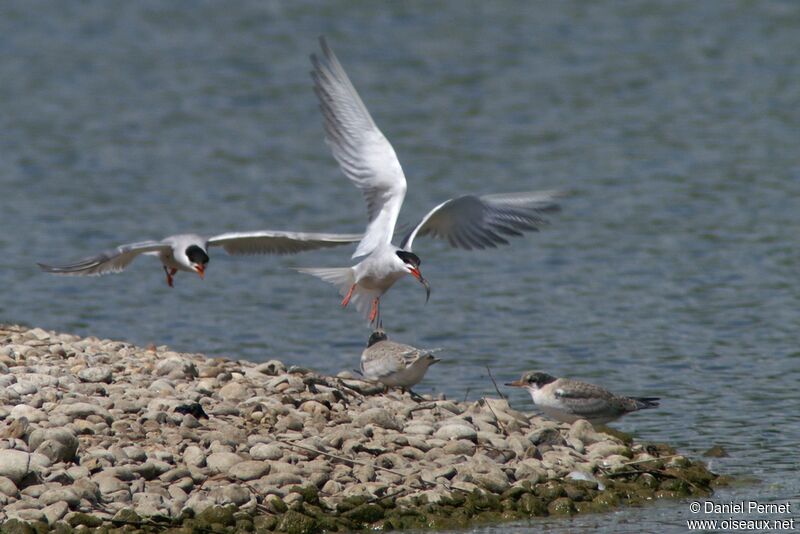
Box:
[506,371,659,425]
[360,330,440,389]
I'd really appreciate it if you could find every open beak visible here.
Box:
[409,267,431,303]
[505,380,526,387]
[194,264,205,279]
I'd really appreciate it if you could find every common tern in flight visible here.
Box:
[359,329,441,393]
[506,371,660,425]
[39,230,361,287]
[299,37,562,324]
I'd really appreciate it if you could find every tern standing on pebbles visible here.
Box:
[506,371,660,425]
[360,330,441,393]
[39,231,361,287]
[299,37,562,325]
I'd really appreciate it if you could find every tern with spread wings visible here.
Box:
[299,37,562,324]
[39,230,361,287]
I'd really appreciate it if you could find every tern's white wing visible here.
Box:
[38,241,169,276]
[207,230,362,255]
[311,37,407,258]
[399,190,562,252]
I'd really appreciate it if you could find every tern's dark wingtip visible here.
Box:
[318,35,332,55]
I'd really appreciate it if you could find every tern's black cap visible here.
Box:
[186,245,209,265]
[396,250,421,267]
[367,330,388,347]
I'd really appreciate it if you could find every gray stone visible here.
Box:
[443,439,476,456]
[211,484,251,506]
[20,483,47,498]
[40,488,81,508]
[253,360,286,376]
[568,419,607,446]
[206,452,242,474]
[160,467,191,483]
[136,460,171,480]
[133,492,166,516]
[43,500,69,524]
[28,327,51,340]
[0,450,32,484]
[404,423,434,435]
[250,443,283,461]
[35,439,77,463]
[78,366,113,383]
[475,469,510,493]
[0,475,18,497]
[262,472,303,486]
[229,461,270,481]
[28,427,79,461]
[275,415,304,432]
[182,445,206,467]
[434,423,478,442]
[156,358,198,379]
[355,408,402,431]
[67,465,90,481]
[184,493,215,515]
[122,446,147,462]
[218,382,250,402]
[96,475,128,496]
[71,478,100,502]
[10,405,46,423]
[7,507,46,522]
[149,379,175,393]
[53,402,113,423]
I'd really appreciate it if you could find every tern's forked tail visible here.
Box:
[631,397,660,410]
[297,267,355,292]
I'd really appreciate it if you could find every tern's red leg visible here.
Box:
[369,297,380,324]
[164,267,177,288]
[341,284,356,308]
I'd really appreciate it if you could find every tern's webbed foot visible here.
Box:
[341,284,356,308]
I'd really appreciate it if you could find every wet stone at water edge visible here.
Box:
[0,325,722,532]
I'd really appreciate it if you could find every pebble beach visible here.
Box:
[0,324,720,532]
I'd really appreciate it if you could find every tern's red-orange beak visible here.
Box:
[194,264,205,279]
[409,267,431,303]
[505,380,526,387]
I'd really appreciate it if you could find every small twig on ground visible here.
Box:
[486,366,506,400]
[482,396,510,436]
[462,387,471,403]
[277,438,407,478]
[620,454,679,467]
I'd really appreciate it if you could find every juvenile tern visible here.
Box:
[39,230,361,287]
[360,329,441,393]
[299,37,561,324]
[506,371,660,425]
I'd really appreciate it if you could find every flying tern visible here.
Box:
[506,371,660,425]
[299,37,562,324]
[39,230,361,287]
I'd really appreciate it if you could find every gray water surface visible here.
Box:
[2,1,800,532]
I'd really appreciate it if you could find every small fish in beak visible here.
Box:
[408,266,431,303]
